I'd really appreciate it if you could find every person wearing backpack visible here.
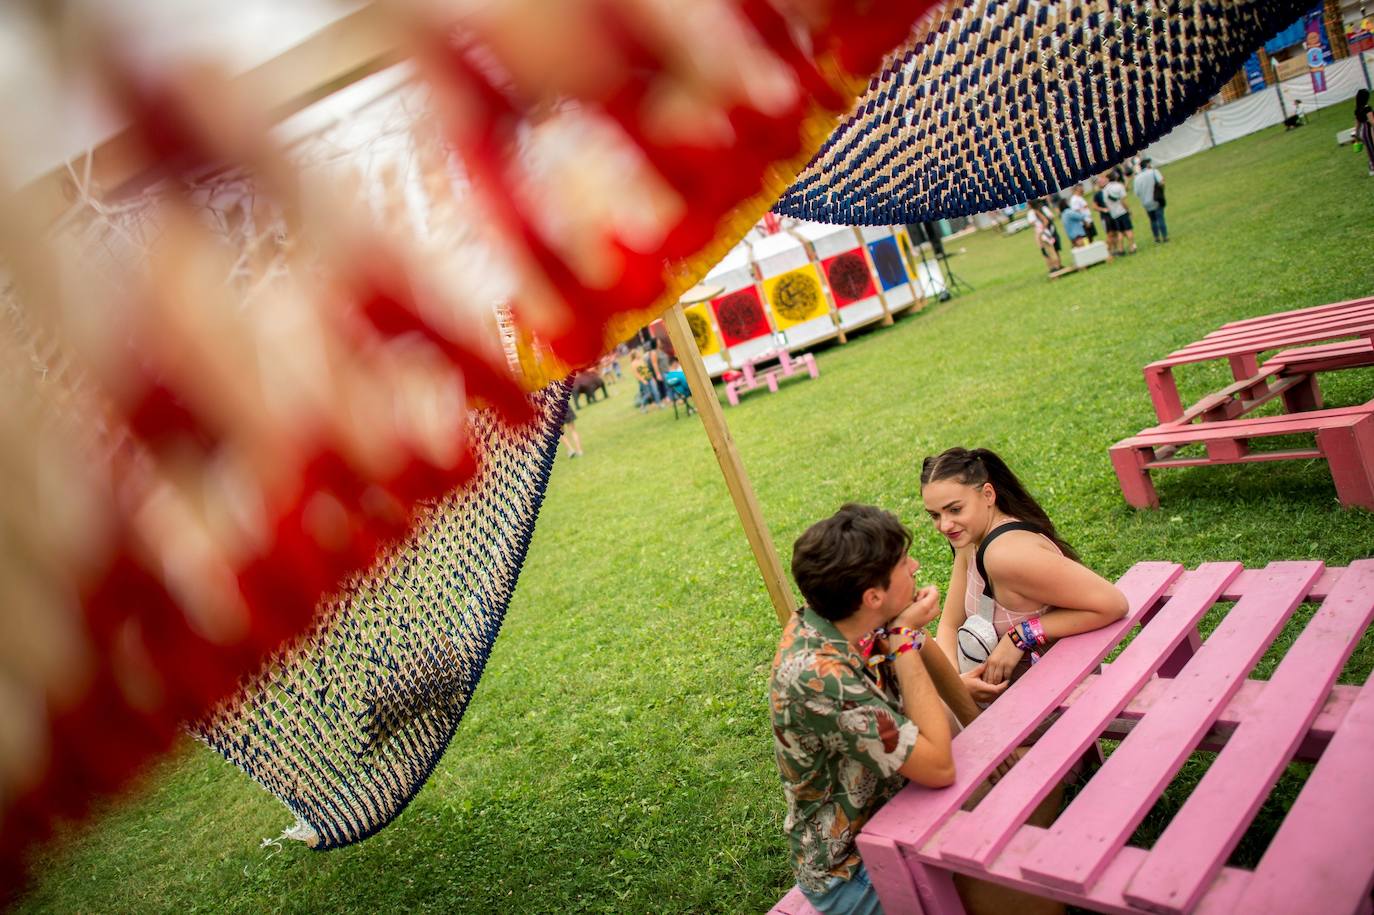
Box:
[919,448,1127,705]
[1133,157,1169,244]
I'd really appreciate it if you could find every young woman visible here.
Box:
[920,447,1128,705]
[1355,89,1374,178]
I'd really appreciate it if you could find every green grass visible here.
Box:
[18,105,1374,914]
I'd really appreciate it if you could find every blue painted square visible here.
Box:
[867,235,908,291]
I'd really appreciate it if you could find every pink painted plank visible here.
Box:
[860,834,928,913]
[767,886,822,915]
[1126,404,1374,443]
[858,563,1183,855]
[1232,674,1374,915]
[1193,565,1347,601]
[1123,560,1374,913]
[919,817,1252,915]
[1155,318,1374,367]
[1200,302,1374,344]
[936,563,1244,870]
[1215,296,1374,330]
[1200,305,1374,348]
[1182,305,1374,349]
[1017,562,1325,893]
[1058,677,1361,750]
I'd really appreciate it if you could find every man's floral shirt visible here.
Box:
[770,608,918,893]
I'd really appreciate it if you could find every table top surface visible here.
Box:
[858,559,1374,915]
[1148,297,1374,370]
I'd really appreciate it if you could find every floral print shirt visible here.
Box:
[770,608,918,893]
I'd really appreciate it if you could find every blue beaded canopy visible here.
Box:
[774,0,1311,224]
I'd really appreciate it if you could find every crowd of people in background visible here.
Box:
[1022,153,1169,274]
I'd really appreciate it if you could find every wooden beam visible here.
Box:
[661,304,797,625]
[13,3,403,226]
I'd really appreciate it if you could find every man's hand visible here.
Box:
[894,585,940,631]
[982,634,1024,685]
[960,662,1010,704]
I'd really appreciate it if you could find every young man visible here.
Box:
[771,504,980,914]
[1103,170,1137,254]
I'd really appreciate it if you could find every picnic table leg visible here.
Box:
[1110,444,1160,509]
[1227,352,1259,381]
[1279,372,1323,413]
[766,373,780,393]
[859,835,935,913]
[1144,366,1183,423]
[803,354,818,378]
[1317,415,1374,510]
[726,382,740,407]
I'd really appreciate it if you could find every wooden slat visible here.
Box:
[1125,404,1373,446]
[1202,301,1374,342]
[1159,316,1374,365]
[767,886,821,915]
[919,818,1252,915]
[1145,449,1323,470]
[1216,296,1374,331]
[858,563,1182,851]
[661,305,796,624]
[1058,677,1361,750]
[1231,676,1374,914]
[1017,562,1325,893]
[936,563,1243,870]
[1214,565,1346,601]
[1122,561,1374,913]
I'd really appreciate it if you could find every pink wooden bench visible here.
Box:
[849,559,1374,915]
[1109,403,1374,510]
[725,352,820,406]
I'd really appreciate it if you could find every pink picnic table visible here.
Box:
[1143,296,1374,425]
[726,349,820,406]
[1110,297,1374,509]
[839,559,1374,915]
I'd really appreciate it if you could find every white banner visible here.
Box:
[1207,88,1286,146]
[1281,53,1370,115]
[1143,114,1213,166]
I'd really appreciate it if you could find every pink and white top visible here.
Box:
[963,522,1062,675]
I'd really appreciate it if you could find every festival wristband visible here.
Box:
[1026,617,1047,647]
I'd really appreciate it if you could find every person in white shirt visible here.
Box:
[1132,158,1168,244]
[1103,170,1137,254]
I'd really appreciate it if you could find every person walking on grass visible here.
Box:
[1356,89,1374,177]
[1103,170,1137,254]
[918,448,1127,706]
[1132,157,1168,244]
[561,402,584,458]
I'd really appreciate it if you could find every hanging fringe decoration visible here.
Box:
[773,0,1313,224]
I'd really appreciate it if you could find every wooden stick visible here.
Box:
[661,304,797,625]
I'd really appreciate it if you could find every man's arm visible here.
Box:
[918,639,981,728]
[890,645,955,787]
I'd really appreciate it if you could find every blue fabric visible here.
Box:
[801,864,885,915]
[1264,17,1306,55]
[1062,208,1086,240]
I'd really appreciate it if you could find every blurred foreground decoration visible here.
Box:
[0,0,933,889]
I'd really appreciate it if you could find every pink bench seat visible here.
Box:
[846,560,1374,915]
[1109,403,1374,510]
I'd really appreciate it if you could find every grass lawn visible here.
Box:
[17,105,1374,914]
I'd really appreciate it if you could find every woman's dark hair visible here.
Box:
[791,504,912,621]
[919,447,1080,562]
[1357,89,1371,115]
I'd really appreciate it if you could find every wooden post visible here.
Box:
[662,304,797,625]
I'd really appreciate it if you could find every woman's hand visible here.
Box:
[894,585,941,631]
[961,663,1010,704]
[983,634,1024,685]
